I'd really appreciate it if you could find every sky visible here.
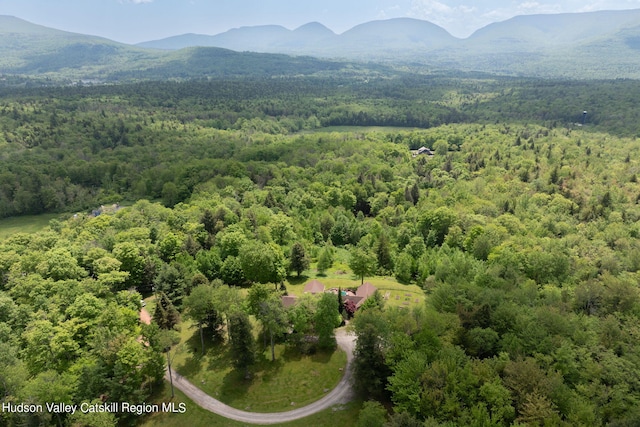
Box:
[1,0,640,43]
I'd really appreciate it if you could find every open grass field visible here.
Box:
[285,251,426,310]
[284,246,426,309]
[138,383,363,427]
[301,125,418,134]
[286,275,425,309]
[170,318,347,413]
[0,213,62,240]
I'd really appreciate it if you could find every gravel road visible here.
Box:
[165,328,356,425]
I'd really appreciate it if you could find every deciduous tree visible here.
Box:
[349,247,376,285]
[183,284,223,355]
[239,241,286,286]
[356,400,387,427]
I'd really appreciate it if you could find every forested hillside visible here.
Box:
[137,10,640,79]
[1,74,640,426]
[3,76,640,219]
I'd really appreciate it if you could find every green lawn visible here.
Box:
[0,213,62,240]
[286,276,425,309]
[285,261,426,310]
[138,383,363,427]
[304,125,418,133]
[170,320,347,413]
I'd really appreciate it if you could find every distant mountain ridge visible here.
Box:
[0,15,160,77]
[138,9,640,52]
[133,9,640,77]
[0,15,365,81]
[3,10,640,80]
[137,17,458,55]
[467,10,640,48]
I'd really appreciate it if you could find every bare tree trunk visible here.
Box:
[199,323,204,356]
[263,327,267,348]
[166,351,175,399]
[225,313,231,342]
[270,329,275,361]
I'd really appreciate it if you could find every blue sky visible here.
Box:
[1,0,640,43]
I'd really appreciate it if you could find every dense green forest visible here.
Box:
[3,75,640,219]
[2,74,640,426]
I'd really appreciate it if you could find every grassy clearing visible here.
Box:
[303,125,418,134]
[287,276,425,309]
[170,319,347,413]
[138,382,363,427]
[285,257,426,310]
[0,213,62,240]
[143,296,157,316]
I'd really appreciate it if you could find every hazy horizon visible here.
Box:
[1,0,640,44]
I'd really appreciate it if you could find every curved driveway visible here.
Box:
[165,328,356,424]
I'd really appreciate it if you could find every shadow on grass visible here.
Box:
[219,369,252,407]
[282,345,304,362]
[178,329,227,377]
[175,329,204,376]
[146,378,170,403]
[287,275,309,286]
[177,352,204,378]
[205,342,233,372]
[281,344,337,365]
[253,344,285,373]
[255,353,285,383]
[218,348,289,408]
[309,348,335,364]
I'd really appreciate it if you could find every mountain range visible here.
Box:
[2,10,640,81]
[137,10,640,78]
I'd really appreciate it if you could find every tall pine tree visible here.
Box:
[289,242,309,277]
[229,312,255,379]
[154,292,180,330]
[375,233,393,274]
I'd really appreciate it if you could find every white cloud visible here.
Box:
[574,0,640,12]
[408,0,480,37]
[517,2,563,14]
[376,4,403,20]
[407,0,633,38]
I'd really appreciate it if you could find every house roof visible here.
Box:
[356,282,378,298]
[417,146,434,155]
[345,295,365,307]
[282,295,298,308]
[304,279,325,294]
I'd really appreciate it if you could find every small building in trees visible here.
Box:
[411,146,434,157]
[282,295,298,308]
[91,203,122,217]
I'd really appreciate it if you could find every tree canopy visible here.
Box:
[2,73,640,426]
